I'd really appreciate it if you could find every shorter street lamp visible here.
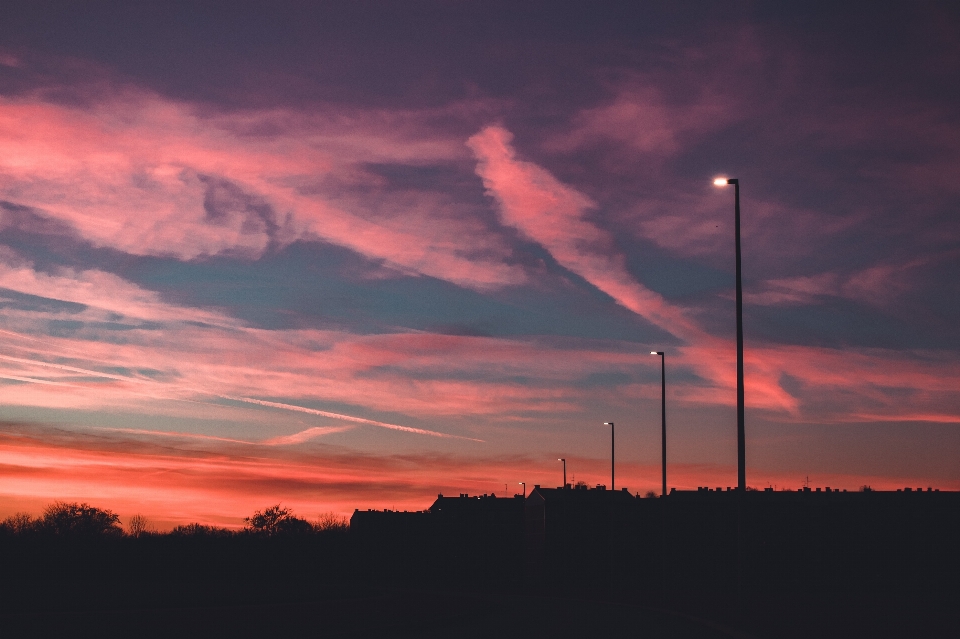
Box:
[604,422,615,490]
[651,351,666,496]
[519,481,526,498]
[558,458,566,487]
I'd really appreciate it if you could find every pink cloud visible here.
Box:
[747,261,922,308]
[628,188,866,276]
[0,254,236,326]
[260,426,355,446]
[468,124,699,337]
[1,290,956,449]
[1,282,956,435]
[548,84,736,156]
[0,91,524,290]
[96,425,356,446]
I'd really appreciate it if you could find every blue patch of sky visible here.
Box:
[746,298,954,350]
[46,320,85,335]
[577,371,633,388]
[361,162,486,198]
[0,199,715,353]
[353,367,543,387]
[0,288,87,314]
[623,240,731,300]
[76,321,159,332]
[0,406,272,442]
[125,240,676,343]
[0,206,672,343]
[777,372,805,400]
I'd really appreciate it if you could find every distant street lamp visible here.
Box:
[519,481,526,498]
[714,177,746,491]
[651,351,666,496]
[558,458,566,487]
[604,422,615,490]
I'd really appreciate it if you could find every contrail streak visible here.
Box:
[220,395,484,442]
[96,424,356,446]
[0,373,73,386]
[260,425,354,445]
[0,329,44,343]
[93,427,257,445]
[0,350,483,443]
[0,353,143,382]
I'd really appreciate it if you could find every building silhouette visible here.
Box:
[351,485,960,585]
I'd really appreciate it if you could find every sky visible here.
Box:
[0,1,958,529]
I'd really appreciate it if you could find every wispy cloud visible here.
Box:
[219,395,484,442]
[0,90,523,290]
[0,254,236,327]
[468,125,699,338]
[260,426,354,446]
[95,425,355,446]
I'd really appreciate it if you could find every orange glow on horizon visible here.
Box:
[1,425,955,531]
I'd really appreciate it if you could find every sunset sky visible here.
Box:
[0,2,957,529]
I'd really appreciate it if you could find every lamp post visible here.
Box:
[604,422,614,490]
[714,177,746,491]
[519,481,526,498]
[558,458,566,487]
[651,351,666,496]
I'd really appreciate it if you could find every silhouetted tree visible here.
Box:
[860,485,874,492]
[245,505,314,536]
[36,502,123,537]
[127,514,151,538]
[0,512,35,535]
[644,491,657,499]
[315,511,349,532]
[170,523,234,537]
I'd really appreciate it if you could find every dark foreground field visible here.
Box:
[1,577,735,638]
[3,576,957,638]
[0,535,956,638]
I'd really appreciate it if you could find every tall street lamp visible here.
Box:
[651,351,666,496]
[604,422,615,490]
[519,481,526,498]
[558,458,566,487]
[714,177,746,491]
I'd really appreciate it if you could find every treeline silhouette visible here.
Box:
[0,491,958,638]
[1,502,349,538]
[0,502,352,580]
